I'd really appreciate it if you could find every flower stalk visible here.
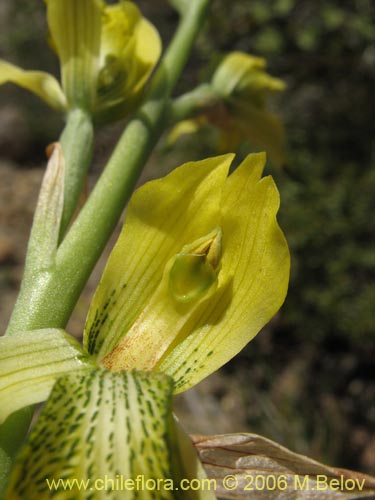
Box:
[59,109,94,238]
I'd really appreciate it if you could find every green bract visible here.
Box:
[0,0,161,121]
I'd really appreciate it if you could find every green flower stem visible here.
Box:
[59,108,94,239]
[0,0,211,494]
[169,83,221,123]
[157,0,211,94]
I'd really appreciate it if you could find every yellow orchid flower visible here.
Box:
[84,152,290,391]
[1,152,289,497]
[0,0,161,121]
[211,52,287,167]
[171,52,287,167]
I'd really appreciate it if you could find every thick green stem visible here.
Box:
[0,0,211,494]
[59,108,94,238]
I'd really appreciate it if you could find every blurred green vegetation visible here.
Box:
[196,0,374,348]
[0,0,373,471]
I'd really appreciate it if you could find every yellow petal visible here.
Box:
[211,51,287,165]
[132,17,162,92]
[0,60,66,110]
[46,0,101,110]
[212,51,286,101]
[95,2,162,122]
[231,100,287,167]
[86,153,289,393]
[100,2,141,61]
[101,228,223,372]
[166,117,208,146]
[158,153,290,391]
[212,51,266,98]
[84,154,234,362]
[237,69,286,105]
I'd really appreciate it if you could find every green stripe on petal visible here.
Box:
[84,154,233,362]
[47,0,101,110]
[0,60,66,110]
[0,329,93,424]
[6,369,214,500]
[158,153,290,392]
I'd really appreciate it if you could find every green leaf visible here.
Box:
[6,369,215,499]
[0,329,93,424]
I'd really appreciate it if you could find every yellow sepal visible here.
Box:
[0,59,66,110]
[212,51,286,104]
[94,1,162,122]
[212,52,287,166]
[46,0,102,110]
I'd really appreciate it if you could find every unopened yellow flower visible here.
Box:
[171,52,286,167]
[211,52,286,166]
[0,0,161,121]
[84,152,290,391]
